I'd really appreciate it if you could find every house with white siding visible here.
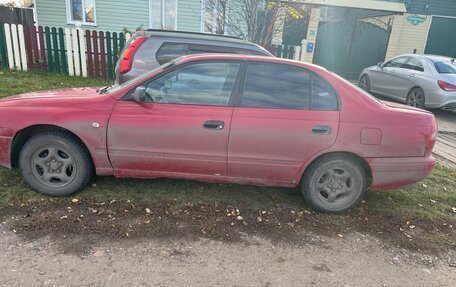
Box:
[34,0,226,34]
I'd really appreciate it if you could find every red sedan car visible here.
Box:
[0,54,437,213]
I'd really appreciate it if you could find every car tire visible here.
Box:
[359,74,370,92]
[406,87,425,109]
[19,131,93,197]
[301,155,367,214]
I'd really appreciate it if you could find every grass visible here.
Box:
[0,69,109,99]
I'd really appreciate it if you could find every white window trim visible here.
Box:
[148,0,178,30]
[65,0,97,27]
[200,0,227,35]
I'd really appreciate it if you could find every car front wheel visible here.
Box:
[19,131,93,196]
[359,74,370,92]
[301,155,367,213]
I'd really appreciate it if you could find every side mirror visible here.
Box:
[377,62,384,68]
[132,86,146,103]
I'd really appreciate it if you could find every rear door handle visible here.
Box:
[204,120,224,130]
[312,125,331,135]
[408,74,416,78]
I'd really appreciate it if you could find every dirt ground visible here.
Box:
[0,200,455,286]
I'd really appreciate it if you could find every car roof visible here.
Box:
[140,29,254,46]
[394,54,454,62]
[174,53,327,72]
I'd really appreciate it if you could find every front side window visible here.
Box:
[151,0,176,30]
[67,0,95,25]
[142,62,240,106]
[383,56,409,68]
[202,0,226,34]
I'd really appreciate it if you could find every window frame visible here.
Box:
[123,59,245,107]
[234,61,341,111]
[149,0,178,30]
[66,0,97,27]
[200,0,228,35]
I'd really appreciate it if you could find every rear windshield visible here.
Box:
[434,61,456,74]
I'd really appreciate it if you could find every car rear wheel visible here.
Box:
[301,155,367,213]
[19,131,93,196]
[406,87,425,109]
[359,74,370,92]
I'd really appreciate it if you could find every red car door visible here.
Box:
[228,62,340,184]
[108,61,241,177]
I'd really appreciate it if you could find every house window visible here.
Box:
[150,0,177,30]
[201,0,226,34]
[66,0,96,25]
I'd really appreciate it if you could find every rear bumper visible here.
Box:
[0,135,12,168]
[367,156,435,190]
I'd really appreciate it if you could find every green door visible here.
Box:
[313,20,390,80]
[425,16,456,58]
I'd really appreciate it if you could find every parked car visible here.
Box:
[359,54,456,109]
[0,55,437,213]
[115,29,273,84]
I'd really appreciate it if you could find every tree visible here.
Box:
[203,0,306,47]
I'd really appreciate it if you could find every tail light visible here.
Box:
[119,36,146,74]
[437,80,456,91]
[425,131,437,155]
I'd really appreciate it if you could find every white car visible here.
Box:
[359,54,456,109]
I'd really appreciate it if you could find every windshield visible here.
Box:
[104,60,177,94]
[434,60,456,74]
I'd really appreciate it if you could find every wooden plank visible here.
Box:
[0,22,7,68]
[92,30,99,78]
[58,28,67,74]
[51,27,60,73]
[65,28,74,76]
[44,26,53,72]
[31,25,40,71]
[79,29,87,77]
[86,30,93,77]
[23,25,33,70]
[17,25,27,71]
[276,45,282,58]
[106,31,113,79]
[4,23,14,69]
[99,31,107,80]
[11,24,21,70]
[112,32,118,68]
[119,32,125,52]
[38,26,47,72]
[71,29,80,76]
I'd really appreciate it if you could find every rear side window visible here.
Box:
[188,44,232,55]
[240,62,338,110]
[156,43,189,65]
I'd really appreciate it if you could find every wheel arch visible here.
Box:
[299,151,372,187]
[10,124,95,170]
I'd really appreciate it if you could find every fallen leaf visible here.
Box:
[430,199,436,204]
[71,198,79,203]
[60,215,68,220]
[145,208,151,214]
[93,250,105,257]
[422,183,427,188]
[452,207,456,213]
[236,216,244,221]
[337,234,344,238]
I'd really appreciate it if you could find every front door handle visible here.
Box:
[204,120,224,130]
[312,125,331,135]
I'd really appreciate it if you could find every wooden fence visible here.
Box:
[269,43,307,62]
[0,22,131,80]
